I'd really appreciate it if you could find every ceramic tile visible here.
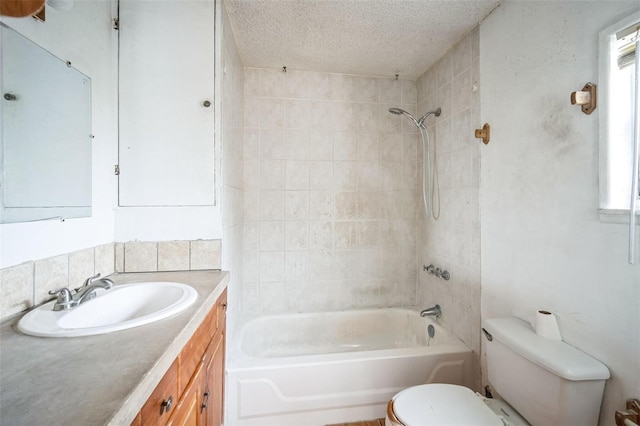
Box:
[115,242,125,273]
[309,221,333,250]
[34,254,68,305]
[190,240,221,270]
[259,98,285,128]
[307,72,332,100]
[260,160,286,190]
[95,243,115,277]
[259,251,284,282]
[68,248,95,289]
[284,251,308,282]
[379,78,401,104]
[244,221,260,252]
[158,241,190,271]
[243,159,261,190]
[309,191,333,220]
[243,251,260,283]
[285,221,309,250]
[285,99,310,129]
[285,130,309,160]
[260,129,286,159]
[0,262,34,318]
[285,191,309,220]
[309,161,333,190]
[284,70,311,99]
[124,241,157,272]
[260,221,285,251]
[260,190,285,220]
[258,68,285,98]
[334,221,357,249]
[308,132,333,160]
[285,161,310,190]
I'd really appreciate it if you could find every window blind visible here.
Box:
[617,22,640,69]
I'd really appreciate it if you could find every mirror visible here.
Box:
[1,23,92,223]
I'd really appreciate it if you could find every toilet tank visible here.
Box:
[483,318,610,426]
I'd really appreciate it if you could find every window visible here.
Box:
[598,11,640,220]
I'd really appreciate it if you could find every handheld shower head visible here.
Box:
[388,107,420,127]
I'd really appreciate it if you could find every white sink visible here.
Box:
[17,282,198,337]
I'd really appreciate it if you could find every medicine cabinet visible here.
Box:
[117,0,215,207]
[0,23,92,224]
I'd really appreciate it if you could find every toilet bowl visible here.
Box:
[386,317,610,426]
[385,383,528,426]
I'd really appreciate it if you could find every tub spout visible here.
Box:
[420,305,441,319]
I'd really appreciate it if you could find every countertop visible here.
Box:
[0,270,229,426]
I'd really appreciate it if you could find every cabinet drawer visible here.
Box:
[140,358,179,426]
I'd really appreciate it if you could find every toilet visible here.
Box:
[386,317,611,426]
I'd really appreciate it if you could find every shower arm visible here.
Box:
[417,107,442,128]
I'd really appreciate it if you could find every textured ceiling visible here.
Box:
[224,0,499,79]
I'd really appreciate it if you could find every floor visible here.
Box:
[327,420,385,426]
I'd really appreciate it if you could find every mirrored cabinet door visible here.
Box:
[1,23,92,223]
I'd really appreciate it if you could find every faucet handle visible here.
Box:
[48,287,72,300]
[48,288,74,311]
[73,273,101,292]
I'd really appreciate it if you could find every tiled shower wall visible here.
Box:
[416,27,482,389]
[243,69,419,314]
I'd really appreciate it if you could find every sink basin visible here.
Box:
[17,282,198,337]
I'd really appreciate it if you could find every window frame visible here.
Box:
[598,10,640,224]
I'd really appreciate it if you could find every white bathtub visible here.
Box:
[226,308,473,426]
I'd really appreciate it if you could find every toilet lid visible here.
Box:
[393,384,503,426]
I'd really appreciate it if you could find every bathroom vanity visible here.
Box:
[0,270,228,426]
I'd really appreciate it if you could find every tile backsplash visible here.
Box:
[0,239,221,320]
[1,243,115,320]
[116,240,221,273]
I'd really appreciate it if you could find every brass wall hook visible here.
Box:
[475,123,490,145]
[570,82,596,115]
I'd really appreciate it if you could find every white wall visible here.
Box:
[0,1,118,268]
[480,2,640,424]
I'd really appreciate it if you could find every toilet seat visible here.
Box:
[388,384,504,426]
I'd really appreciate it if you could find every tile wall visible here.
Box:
[416,27,482,389]
[243,69,419,314]
[0,239,222,321]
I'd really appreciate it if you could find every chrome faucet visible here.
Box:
[48,273,114,311]
[75,274,114,304]
[420,304,442,319]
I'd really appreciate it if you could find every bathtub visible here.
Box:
[226,308,473,426]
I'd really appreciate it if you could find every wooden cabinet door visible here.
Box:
[202,330,225,426]
[167,362,204,426]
